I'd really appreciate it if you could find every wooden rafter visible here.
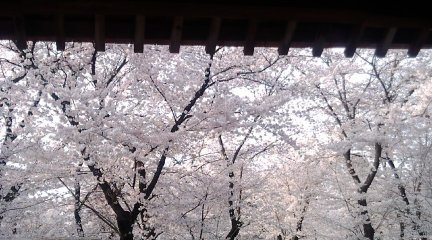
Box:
[243,19,257,56]
[169,16,183,53]
[95,14,105,51]
[205,17,221,55]
[408,28,430,57]
[13,16,26,50]
[344,23,365,58]
[375,27,397,57]
[278,21,297,55]
[312,24,328,57]
[56,15,65,51]
[134,15,145,53]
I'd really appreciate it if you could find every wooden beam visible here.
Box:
[408,28,430,57]
[278,21,297,55]
[375,27,397,58]
[344,23,365,57]
[13,16,26,50]
[312,25,328,57]
[205,17,221,55]
[134,15,145,53]
[243,19,257,56]
[169,16,183,53]
[1,1,431,26]
[94,14,105,52]
[56,15,65,51]
[0,5,429,57]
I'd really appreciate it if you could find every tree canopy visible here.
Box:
[1,42,432,240]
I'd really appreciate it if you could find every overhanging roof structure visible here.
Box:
[1,1,431,57]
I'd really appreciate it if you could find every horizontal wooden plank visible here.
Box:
[0,1,431,55]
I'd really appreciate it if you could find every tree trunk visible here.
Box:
[226,218,241,240]
[74,199,85,237]
[385,158,409,238]
[414,182,427,240]
[117,217,134,240]
[218,135,244,240]
[357,198,374,240]
[292,196,310,240]
[74,164,85,237]
[398,215,405,239]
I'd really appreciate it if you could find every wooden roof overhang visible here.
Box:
[1,1,431,57]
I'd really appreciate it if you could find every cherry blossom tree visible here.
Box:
[1,40,432,240]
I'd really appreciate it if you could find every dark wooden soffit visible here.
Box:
[1,0,431,57]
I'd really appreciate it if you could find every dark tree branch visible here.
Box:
[144,53,215,200]
[57,177,119,234]
[359,143,382,193]
[149,75,177,122]
[218,134,242,240]
[106,57,128,87]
